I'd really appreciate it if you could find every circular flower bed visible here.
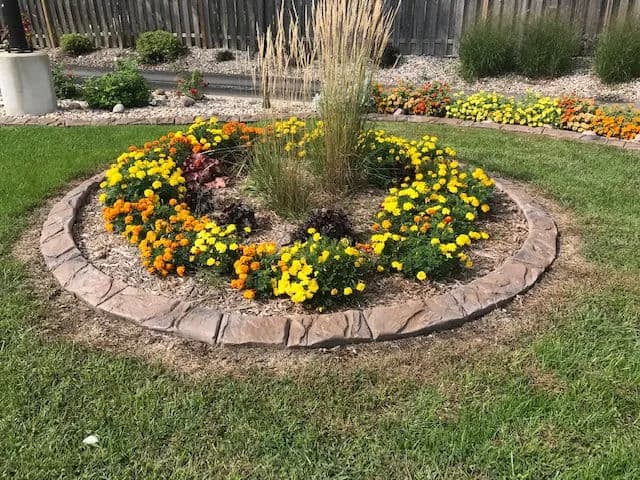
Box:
[98,116,497,311]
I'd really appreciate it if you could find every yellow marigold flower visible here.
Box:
[416,271,427,281]
[330,288,338,296]
[344,246,359,256]
[456,234,471,247]
[465,212,475,221]
[376,265,385,272]
[356,282,366,292]
[152,180,162,189]
[481,204,491,213]
[343,287,353,296]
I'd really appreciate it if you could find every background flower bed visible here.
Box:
[371,82,640,141]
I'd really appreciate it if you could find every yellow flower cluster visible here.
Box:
[446,92,562,127]
[184,116,232,153]
[369,145,494,279]
[101,149,187,205]
[273,252,320,304]
[269,231,369,305]
[190,222,240,270]
[270,117,326,159]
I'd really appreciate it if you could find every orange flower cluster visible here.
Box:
[138,201,208,277]
[102,195,159,235]
[590,107,640,140]
[230,242,278,299]
[222,121,265,144]
[557,96,596,133]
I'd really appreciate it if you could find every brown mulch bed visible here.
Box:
[74,184,527,316]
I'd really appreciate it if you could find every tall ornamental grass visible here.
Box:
[313,0,396,191]
[248,134,315,219]
[458,21,515,80]
[595,21,640,84]
[253,0,397,215]
[256,4,316,108]
[517,18,579,78]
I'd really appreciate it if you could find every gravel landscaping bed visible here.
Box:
[0,90,312,122]
[49,47,640,103]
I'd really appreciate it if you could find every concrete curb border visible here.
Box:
[40,172,558,348]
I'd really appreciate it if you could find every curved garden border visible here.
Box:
[40,170,558,348]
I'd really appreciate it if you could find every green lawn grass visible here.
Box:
[0,124,639,479]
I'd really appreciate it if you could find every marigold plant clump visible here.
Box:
[446,92,562,127]
[371,81,452,116]
[99,117,496,310]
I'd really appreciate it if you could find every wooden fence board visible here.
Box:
[8,0,639,55]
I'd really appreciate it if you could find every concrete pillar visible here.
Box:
[0,51,57,115]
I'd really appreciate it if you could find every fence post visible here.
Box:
[39,0,56,47]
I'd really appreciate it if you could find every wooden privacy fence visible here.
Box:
[4,0,640,55]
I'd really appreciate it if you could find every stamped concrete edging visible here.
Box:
[2,112,640,152]
[40,172,558,348]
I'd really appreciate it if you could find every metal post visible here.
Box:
[1,0,31,52]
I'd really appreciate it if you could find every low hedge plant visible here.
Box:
[82,61,150,109]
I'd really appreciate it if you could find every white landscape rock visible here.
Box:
[182,97,196,107]
[82,435,99,446]
[112,103,125,113]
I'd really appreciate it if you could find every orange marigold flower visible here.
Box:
[243,289,256,300]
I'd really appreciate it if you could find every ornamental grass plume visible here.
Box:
[312,0,397,192]
[256,0,397,199]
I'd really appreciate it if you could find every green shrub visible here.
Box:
[595,21,640,84]
[215,49,235,62]
[458,21,515,80]
[82,61,150,109]
[517,18,579,78]
[136,30,186,64]
[379,43,400,68]
[51,63,82,99]
[60,33,95,56]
